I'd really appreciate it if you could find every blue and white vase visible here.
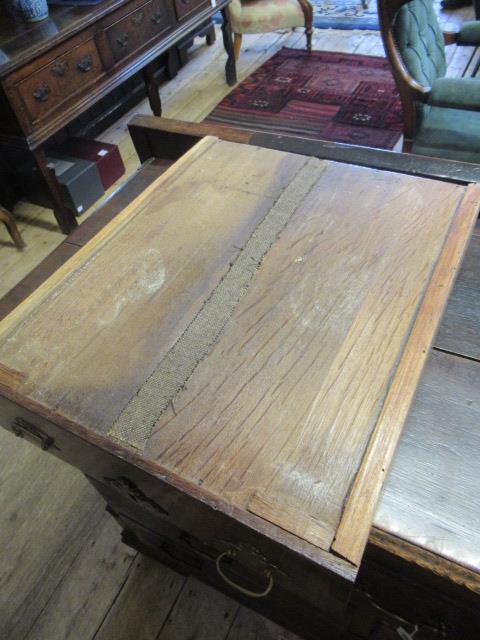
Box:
[20,0,49,22]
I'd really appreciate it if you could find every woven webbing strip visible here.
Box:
[108,158,324,450]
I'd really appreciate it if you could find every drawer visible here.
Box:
[87,474,350,620]
[105,0,173,65]
[15,39,103,124]
[173,0,210,21]
[110,510,347,640]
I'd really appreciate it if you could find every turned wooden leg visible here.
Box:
[32,147,77,235]
[166,47,180,80]
[305,25,312,53]
[206,22,216,46]
[221,7,237,86]
[298,0,313,53]
[142,60,162,117]
[233,33,242,61]
[0,205,25,250]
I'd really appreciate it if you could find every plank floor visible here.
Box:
[0,6,476,639]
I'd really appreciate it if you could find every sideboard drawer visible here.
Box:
[173,0,210,21]
[15,39,104,124]
[106,0,173,65]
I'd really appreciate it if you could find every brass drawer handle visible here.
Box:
[77,55,93,73]
[51,59,68,77]
[151,11,164,23]
[33,83,50,102]
[11,418,55,451]
[215,550,274,598]
[131,10,144,25]
[116,32,129,47]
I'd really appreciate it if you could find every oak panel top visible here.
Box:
[0,137,478,572]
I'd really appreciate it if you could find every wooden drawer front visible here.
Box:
[87,474,349,621]
[111,511,346,640]
[16,39,103,123]
[173,0,210,21]
[106,0,172,64]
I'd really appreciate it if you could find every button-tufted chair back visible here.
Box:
[392,0,446,88]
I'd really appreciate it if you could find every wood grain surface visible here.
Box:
[375,350,480,574]
[0,139,477,573]
[0,138,307,433]
[435,232,480,360]
[145,156,475,564]
[332,183,480,564]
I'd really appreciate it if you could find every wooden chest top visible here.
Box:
[0,137,478,581]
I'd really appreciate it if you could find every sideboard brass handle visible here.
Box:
[76,55,93,73]
[131,10,144,24]
[151,11,163,23]
[116,32,129,47]
[215,550,274,598]
[33,83,50,102]
[51,59,68,76]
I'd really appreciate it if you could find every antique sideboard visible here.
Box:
[0,118,479,639]
[0,0,236,233]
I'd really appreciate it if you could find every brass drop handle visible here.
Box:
[116,32,129,47]
[151,11,163,24]
[51,59,68,76]
[77,55,93,73]
[215,550,274,598]
[11,418,55,451]
[33,83,50,102]
[131,10,144,24]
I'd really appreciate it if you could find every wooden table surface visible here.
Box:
[0,136,478,579]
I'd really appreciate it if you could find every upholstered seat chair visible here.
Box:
[229,0,313,60]
[378,0,480,161]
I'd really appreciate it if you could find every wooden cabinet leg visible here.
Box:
[32,148,77,235]
[206,23,216,46]
[167,47,180,80]
[221,7,237,86]
[142,61,162,117]
[0,205,25,249]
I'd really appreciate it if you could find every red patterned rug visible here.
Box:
[206,48,403,150]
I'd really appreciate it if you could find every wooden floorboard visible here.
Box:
[156,577,239,640]
[0,8,476,638]
[0,431,104,640]
[93,555,186,640]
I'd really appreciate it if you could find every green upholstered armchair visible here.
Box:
[378,0,480,161]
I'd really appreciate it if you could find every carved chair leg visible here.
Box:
[233,33,242,61]
[305,24,313,53]
[298,0,313,53]
[221,7,237,86]
[0,205,25,250]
